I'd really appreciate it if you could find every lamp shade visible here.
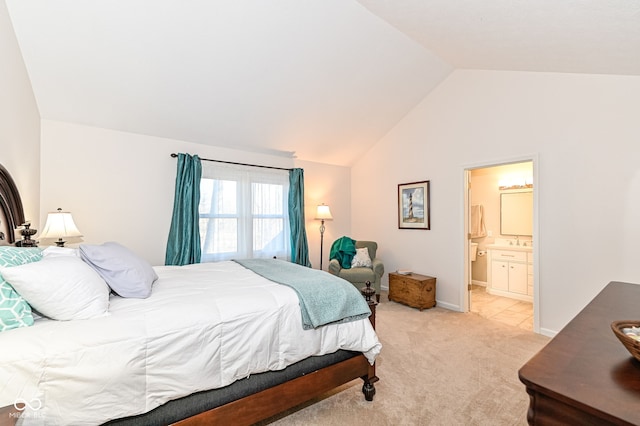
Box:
[39,208,83,245]
[315,204,333,221]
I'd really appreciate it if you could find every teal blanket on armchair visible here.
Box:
[329,236,356,269]
[233,258,370,329]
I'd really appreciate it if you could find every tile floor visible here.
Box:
[470,284,533,331]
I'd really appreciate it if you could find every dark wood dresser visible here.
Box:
[519,281,640,425]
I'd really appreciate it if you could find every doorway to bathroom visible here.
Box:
[463,158,538,333]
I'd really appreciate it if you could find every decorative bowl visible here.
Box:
[611,320,640,362]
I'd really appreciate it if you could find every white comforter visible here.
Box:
[0,261,381,425]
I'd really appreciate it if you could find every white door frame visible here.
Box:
[462,154,540,333]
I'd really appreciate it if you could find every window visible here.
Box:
[199,162,290,262]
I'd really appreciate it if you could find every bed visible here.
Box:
[0,163,25,246]
[0,164,381,426]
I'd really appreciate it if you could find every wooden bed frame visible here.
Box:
[0,163,26,426]
[177,358,376,425]
[175,303,378,426]
[1,309,378,426]
[2,318,377,426]
[0,162,379,426]
[0,163,25,245]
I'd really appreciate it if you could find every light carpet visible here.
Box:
[264,294,550,426]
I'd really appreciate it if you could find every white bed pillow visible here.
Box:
[0,256,110,321]
[351,247,373,268]
[79,242,157,298]
[42,246,79,258]
[0,247,42,332]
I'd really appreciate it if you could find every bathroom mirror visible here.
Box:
[500,191,533,236]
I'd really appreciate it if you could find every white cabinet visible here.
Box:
[491,261,509,291]
[487,246,533,302]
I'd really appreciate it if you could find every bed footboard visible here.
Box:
[164,301,379,425]
[0,405,19,426]
[175,301,379,426]
[175,354,376,426]
[1,359,376,426]
[3,307,379,426]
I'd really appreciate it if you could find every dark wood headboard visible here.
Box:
[0,163,25,245]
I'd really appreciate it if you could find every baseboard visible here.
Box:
[487,288,533,303]
[382,286,461,312]
[539,327,558,338]
[471,280,487,287]
[434,300,461,312]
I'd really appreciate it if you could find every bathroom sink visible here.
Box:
[491,238,532,246]
[486,242,532,251]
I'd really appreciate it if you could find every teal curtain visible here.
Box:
[288,168,311,267]
[165,153,202,265]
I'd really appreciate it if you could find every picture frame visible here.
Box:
[398,180,430,230]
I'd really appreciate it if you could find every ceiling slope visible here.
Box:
[6,0,452,166]
[357,0,640,76]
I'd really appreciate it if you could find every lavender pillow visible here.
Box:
[79,242,157,298]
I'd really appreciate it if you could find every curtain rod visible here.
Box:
[170,153,292,171]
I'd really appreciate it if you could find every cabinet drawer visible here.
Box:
[492,250,527,262]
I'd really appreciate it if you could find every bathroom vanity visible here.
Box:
[486,242,533,302]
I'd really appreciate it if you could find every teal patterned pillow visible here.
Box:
[0,246,43,332]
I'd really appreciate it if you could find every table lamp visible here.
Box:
[39,208,83,247]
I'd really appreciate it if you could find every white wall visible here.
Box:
[40,120,351,267]
[296,159,351,270]
[0,0,40,227]
[352,69,640,335]
[32,69,640,336]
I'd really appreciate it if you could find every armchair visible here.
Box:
[328,240,383,302]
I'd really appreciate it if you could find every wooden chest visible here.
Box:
[388,272,436,311]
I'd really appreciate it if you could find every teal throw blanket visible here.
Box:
[329,236,356,269]
[233,258,370,329]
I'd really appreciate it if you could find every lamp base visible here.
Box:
[55,239,66,247]
[361,281,375,302]
[15,222,37,247]
[319,221,325,270]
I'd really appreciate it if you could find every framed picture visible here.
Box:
[398,180,430,230]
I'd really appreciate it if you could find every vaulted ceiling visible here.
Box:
[359,0,640,76]
[6,1,640,166]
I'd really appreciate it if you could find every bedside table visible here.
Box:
[388,272,436,311]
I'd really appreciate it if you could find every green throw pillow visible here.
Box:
[0,246,43,332]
